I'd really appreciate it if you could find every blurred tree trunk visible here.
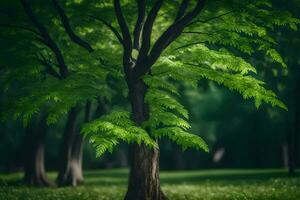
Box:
[57,101,92,186]
[115,145,128,167]
[292,83,300,173]
[23,114,54,187]
[287,126,295,175]
[172,145,185,170]
[296,105,300,169]
[295,82,300,169]
[66,132,84,186]
[56,106,79,186]
[287,107,296,175]
[287,80,300,175]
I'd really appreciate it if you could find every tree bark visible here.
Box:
[66,132,84,186]
[286,114,296,175]
[23,115,55,187]
[57,102,92,186]
[124,79,168,200]
[56,107,80,186]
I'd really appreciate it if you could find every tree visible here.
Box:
[22,113,56,186]
[0,0,116,186]
[20,0,94,186]
[276,0,300,175]
[243,0,300,174]
[80,0,298,199]
[1,0,298,198]
[0,0,56,185]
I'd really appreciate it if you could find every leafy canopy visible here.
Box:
[1,0,298,156]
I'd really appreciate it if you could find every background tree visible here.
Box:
[0,0,119,186]
[275,0,300,175]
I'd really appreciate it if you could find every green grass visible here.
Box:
[0,169,300,200]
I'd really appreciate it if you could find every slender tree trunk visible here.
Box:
[115,144,128,167]
[296,106,300,169]
[287,74,300,175]
[125,79,168,200]
[56,107,79,186]
[23,115,55,187]
[67,101,92,186]
[172,145,185,170]
[57,102,92,186]
[295,85,300,169]
[287,115,296,175]
[66,133,84,186]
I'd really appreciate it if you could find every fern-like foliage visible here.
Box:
[142,76,209,152]
[155,43,288,108]
[153,127,208,152]
[138,39,289,152]
[3,64,114,125]
[175,0,300,68]
[81,110,157,156]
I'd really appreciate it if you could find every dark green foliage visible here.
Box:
[0,0,298,159]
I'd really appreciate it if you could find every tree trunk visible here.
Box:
[172,145,185,170]
[115,144,128,167]
[23,115,55,187]
[57,102,92,186]
[66,133,84,186]
[56,107,79,186]
[125,79,168,200]
[287,115,296,175]
[65,101,93,186]
[295,86,300,169]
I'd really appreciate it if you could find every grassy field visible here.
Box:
[0,169,299,200]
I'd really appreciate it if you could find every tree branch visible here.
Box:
[175,0,190,21]
[51,0,94,52]
[149,0,205,61]
[113,0,133,77]
[88,15,124,45]
[20,0,69,78]
[133,0,146,50]
[173,40,205,51]
[136,0,164,67]
[0,23,41,37]
[135,0,206,78]
[36,53,62,80]
[188,10,234,26]
[182,30,219,36]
